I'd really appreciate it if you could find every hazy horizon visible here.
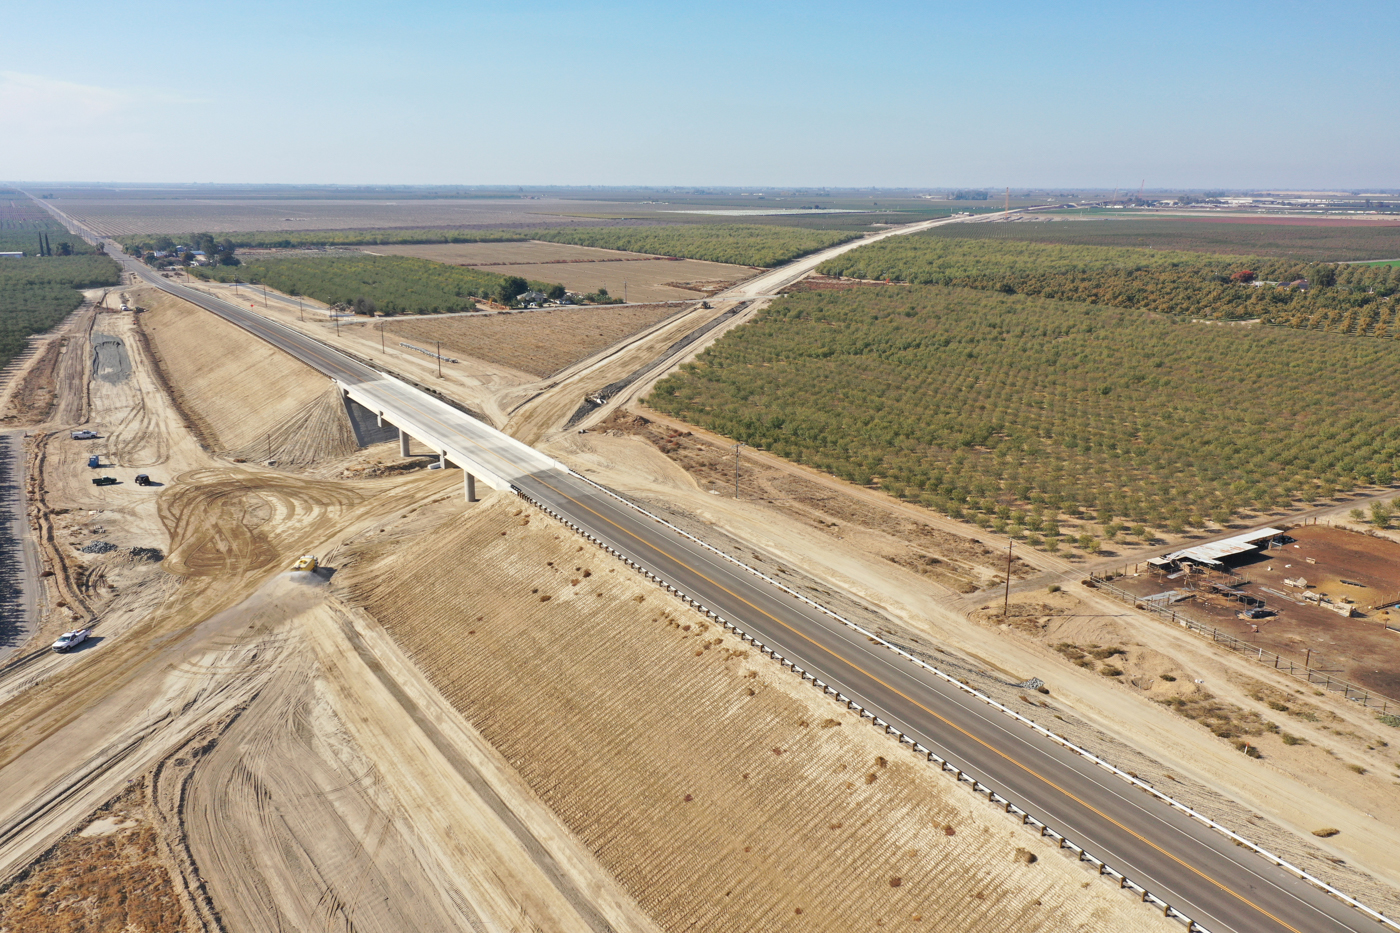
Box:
[5,0,1397,189]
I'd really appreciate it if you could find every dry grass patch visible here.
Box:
[0,784,191,933]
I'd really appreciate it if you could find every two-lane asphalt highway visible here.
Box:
[102,238,1393,933]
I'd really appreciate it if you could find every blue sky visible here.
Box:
[3,0,1396,188]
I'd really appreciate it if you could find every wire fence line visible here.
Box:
[1088,573,1398,715]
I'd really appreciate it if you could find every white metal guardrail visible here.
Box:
[524,471,1397,933]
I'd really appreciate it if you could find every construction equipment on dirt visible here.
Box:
[51,629,91,652]
[292,554,318,572]
[134,474,152,486]
[87,454,100,468]
[91,476,118,487]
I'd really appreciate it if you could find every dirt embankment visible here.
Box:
[336,494,1177,933]
[134,286,358,466]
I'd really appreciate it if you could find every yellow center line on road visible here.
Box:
[180,275,1306,933]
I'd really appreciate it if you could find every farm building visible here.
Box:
[1158,527,1287,568]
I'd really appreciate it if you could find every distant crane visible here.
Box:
[1110,187,1119,206]
[1137,179,1145,204]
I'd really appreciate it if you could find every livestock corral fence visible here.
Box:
[1087,573,1400,716]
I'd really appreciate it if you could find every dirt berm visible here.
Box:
[134,286,358,466]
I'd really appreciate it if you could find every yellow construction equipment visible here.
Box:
[292,554,318,572]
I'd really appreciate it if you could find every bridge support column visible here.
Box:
[438,451,447,470]
[465,472,477,502]
[398,428,410,457]
[376,411,384,427]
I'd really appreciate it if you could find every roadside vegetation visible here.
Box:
[648,285,1400,552]
[923,217,1400,262]
[189,253,563,313]
[819,235,1400,336]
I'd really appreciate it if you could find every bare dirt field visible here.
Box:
[1107,524,1400,699]
[52,198,634,236]
[366,240,755,301]
[378,303,689,379]
[337,493,1178,933]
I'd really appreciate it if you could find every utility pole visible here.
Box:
[437,340,442,378]
[1003,538,1014,620]
[624,280,627,303]
[380,322,385,352]
[298,297,303,321]
[335,313,340,337]
[1004,186,1010,215]
[732,443,745,498]
[261,282,267,307]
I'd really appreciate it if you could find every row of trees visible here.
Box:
[925,218,1400,262]
[189,254,563,313]
[648,285,1400,550]
[118,229,528,251]
[817,236,1400,333]
[0,254,120,367]
[530,225,861,267]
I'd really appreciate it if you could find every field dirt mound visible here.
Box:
[337,495,1176,933]
[135,286,357,464]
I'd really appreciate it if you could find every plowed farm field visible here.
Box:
[371,302,687,378]
[338,496,1177,933]
[368,241,755,302]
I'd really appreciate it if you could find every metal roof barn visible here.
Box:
[1163,527,1287,566]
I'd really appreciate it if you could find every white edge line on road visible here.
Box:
[562,469,1397,932]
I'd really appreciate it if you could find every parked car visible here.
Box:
[134,474,152,486]
[51,629,91,652]
[71,430,98,440]
[92,476,118,486]
[88,454,100,468]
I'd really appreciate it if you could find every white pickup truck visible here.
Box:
[70,430,99,440]
[51,629,92,652]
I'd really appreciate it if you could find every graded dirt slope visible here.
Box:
[134,285,358,464]
[338,495,1176,933]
